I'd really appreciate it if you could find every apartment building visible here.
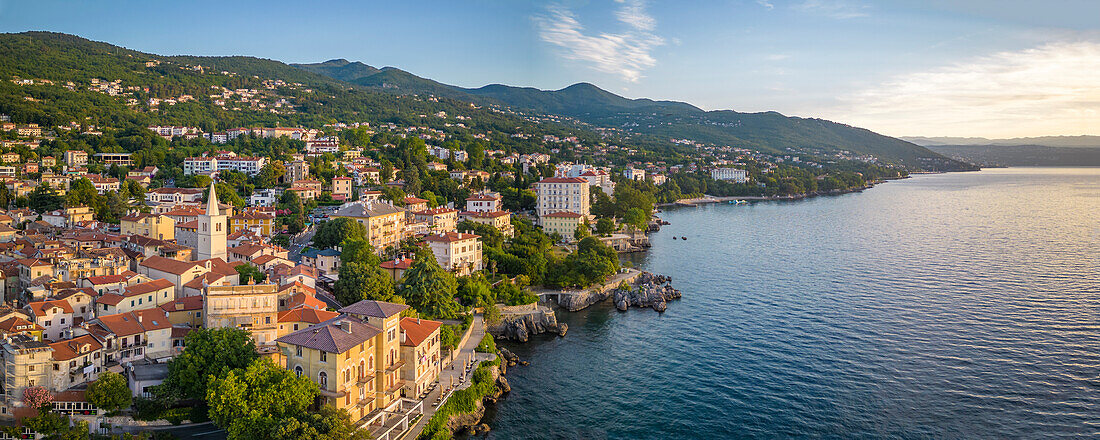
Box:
[533,177,590,222]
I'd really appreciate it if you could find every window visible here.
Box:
[296,346,303,357]
[294,366,303,377]
[319,371,328,389]
[320,351,327,362]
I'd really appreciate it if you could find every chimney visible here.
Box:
[340,320,352,334]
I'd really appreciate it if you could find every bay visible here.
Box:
[484,167,1100,439]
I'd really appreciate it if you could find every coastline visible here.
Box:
[657,179,898,208]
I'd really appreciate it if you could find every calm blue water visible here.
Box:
[485,168,1100,439]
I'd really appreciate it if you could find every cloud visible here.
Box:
[835,41,1100,137]
[756,0,775,10]
[794,0,869,19]
[535,1,665,82]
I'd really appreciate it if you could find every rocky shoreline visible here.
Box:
[487,306,568,342]
[612,272,681,312]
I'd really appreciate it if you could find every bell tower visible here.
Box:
[198,182,227,261]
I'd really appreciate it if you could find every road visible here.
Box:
[288,224,317,261]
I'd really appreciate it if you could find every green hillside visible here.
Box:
[294,61,974,171]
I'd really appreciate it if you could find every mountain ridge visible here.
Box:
[293,59,974,171]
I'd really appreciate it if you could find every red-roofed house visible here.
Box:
[399,317,442,397]
[24,299,75,341]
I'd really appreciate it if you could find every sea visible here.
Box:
[482,167,1100,439]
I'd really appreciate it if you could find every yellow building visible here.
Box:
[459,211,514,237]
[331,177,353,199]
[0,316,44,341]
[332,201,406,253]
[230,211,275,235]
[203,284,278,347]
[276,300,407,422]
[120,213,176,241]
[158,295,204,328]
[412,208,458,234]
[399,317,441,397]
[541,211,585,241]
[276,306,339,338]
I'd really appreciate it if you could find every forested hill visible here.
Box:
[0,31,973,171]
[293,61,975,171]
[0,31,604,152]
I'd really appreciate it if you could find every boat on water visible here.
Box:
[729,200,748,205]
[681,236,687,240]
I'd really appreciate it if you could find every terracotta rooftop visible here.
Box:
[278,306,339,325]
[49,334,103,361]
[400,317,442,347]
[423,232,481,243]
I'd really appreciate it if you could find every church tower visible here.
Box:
[198,182,227,261]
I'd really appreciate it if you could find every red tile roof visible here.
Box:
[400,317,441,347]
[278,306,339,325]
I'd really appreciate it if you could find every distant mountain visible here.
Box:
[290,58,380,83]
[294,61,974,171]
[904,135,1100,148]
[928,145,1100,167]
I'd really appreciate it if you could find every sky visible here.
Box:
[1,0,1098,138]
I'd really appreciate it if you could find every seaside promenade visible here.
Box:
[402,315,493,440]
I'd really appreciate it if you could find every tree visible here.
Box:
[22,386,52,410]
[595,218,616,236]
[623,207,648,232]
[399,248,461,319]
[28,184,64,213]
[206,359,318,435]
[227,405,371,440]
[86,371,132,413]
[313,217,366,249]
[253,162,286,188]
[235,264,267,284]
[574,222,590,241]
[66,178,99,207]
[157,328,258,401]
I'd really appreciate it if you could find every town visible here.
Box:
[0,34,912,440]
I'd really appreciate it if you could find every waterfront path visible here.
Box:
[533,268,641,306]
[403,315,493,440]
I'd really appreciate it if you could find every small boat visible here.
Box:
[672,236,678,240]
[681,236,687,240]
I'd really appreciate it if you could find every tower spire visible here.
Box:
[206,182,220,216]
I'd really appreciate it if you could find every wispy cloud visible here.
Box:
[535,0,665,82]
[836,41,1100,137]
[794,0,869,19]
[756,0,775,10]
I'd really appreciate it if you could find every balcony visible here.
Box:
[383,380,405,395]
[357,373,374,384]
[385,359,406,373]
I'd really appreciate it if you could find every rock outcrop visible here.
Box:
[613,272,681,312]
[558,288,615,311]
[488,306,566,342]
[445,364,510,436]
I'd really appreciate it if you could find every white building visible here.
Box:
[623,167,645,181]
[424,232,483,276]
[710,168,748,183]
[533,177,590,221]
[183,155,267,176]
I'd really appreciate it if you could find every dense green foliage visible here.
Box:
[157,328,258,402]
[334,237,399,305]
[312,217,366,249]
[474,334,496,354]
[400,248,461,320]
[85,371,132,414]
